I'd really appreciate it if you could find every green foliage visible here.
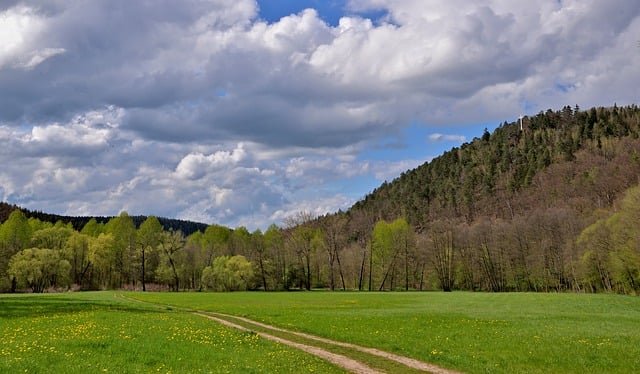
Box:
[136,216,163,291]
[88,233,116,289]
[263,224,286,290]
[230,226,251,255]
[577,185,640,294]
[202,255,254,291]
[62,232,92,287]
[286,224,323,290]
[80,218,104,237]
[156,230,186,291]
[0,210,32,254]
[371,218,414,290]
[201,224,231,264]
[8,248,71,292]
[104,212,137,288]
[0,210,33,291]
[30,226,73,251]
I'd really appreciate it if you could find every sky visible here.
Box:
[1,0,639,230]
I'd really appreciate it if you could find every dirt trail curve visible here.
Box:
[195,312,382,374]
[194,311,463,374]
[117,294,461,374]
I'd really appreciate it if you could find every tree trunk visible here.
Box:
[305,253,311,290]
[141,246,146,292]
[328,251,335,291]
[335,248,346,291]
[358,249,366,291]
[168,257,179,291]
[368,244,373,291]
[258,254,268,291]
[404,241,409,291]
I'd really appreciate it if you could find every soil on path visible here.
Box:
[194,311,463,374]
[118,294,462,374]
[195,312,384,374]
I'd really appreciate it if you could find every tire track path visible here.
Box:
[118,294,462,374]
[194,311,463,374]
[195,312,384,374]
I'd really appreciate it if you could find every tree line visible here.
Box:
[1,183,639,294]
[0,202,208,236]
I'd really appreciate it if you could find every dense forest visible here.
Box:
[0,203,208,235]
[1,104,639,294]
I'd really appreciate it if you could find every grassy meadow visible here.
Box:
[0,292,344,373]
[2,291,639,373]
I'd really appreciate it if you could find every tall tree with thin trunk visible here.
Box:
[429,222,456,291]
[104,212,137,288]
[322,214,348,291]
[157,229,185,291]
[202,224,231,264]
[63,232,92,288]
[137,216,163,291]
[285,212,318,290]
[264,224,286,290]
[251,229,270,291]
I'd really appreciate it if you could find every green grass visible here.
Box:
[2,291,639,373]
[0,292,345,373]
[130,291,640,374]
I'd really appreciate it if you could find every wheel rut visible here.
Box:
[194,311,463,374]
[195,312,383,374]
[117,294,462,374]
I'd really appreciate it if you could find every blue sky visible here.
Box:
[1,0,639,229]
[258,0,346,26]
[258,0,389,26]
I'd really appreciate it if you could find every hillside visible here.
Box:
[333,104,640,293]
[350,104,640,228]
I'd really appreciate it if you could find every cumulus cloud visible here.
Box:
[1,0,639,229]
[0,5,46,68]
[175,144,247,180]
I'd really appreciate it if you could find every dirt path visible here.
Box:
[117,294,462,373]
[194,311,463,374]
[195,312,384,374]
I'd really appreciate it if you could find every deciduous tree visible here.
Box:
[201,255,254,291]
[0,210,33,291]
[63,232,92,288]
[157,230,185,291]
[8,248,71,293]
[137,216,163,291]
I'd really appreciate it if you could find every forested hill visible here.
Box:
[350,104,640,229]
[0,202,208,236]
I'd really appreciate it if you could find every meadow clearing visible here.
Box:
[1,291,639,373]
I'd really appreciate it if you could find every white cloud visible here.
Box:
[428,133,467,143]
[19,47,65,69]
[0,0,639,229]
[175,144,247,180]
[269,194,353,225]
[0,5,43,68]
